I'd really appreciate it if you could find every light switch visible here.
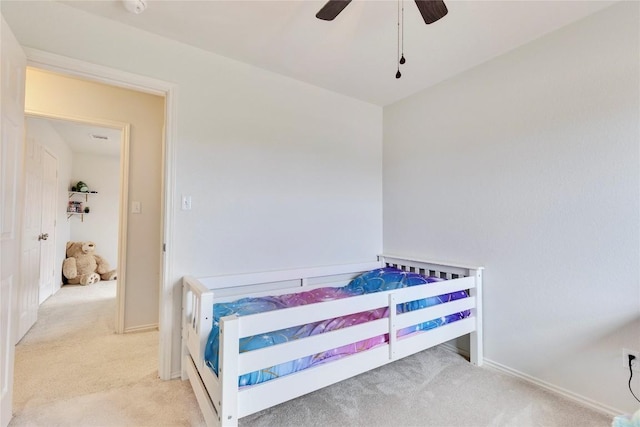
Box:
[131,201,141,214]
[182,196,192,211]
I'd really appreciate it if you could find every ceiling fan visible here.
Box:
[316,0,448,25]
[316,0,448,78]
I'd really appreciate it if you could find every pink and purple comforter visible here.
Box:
[205,267,469,387]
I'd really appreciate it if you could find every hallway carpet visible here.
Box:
[11,280,204,426]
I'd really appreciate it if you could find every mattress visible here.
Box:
[204,267,470,387]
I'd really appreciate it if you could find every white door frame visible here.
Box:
[24,48,177,380]
[25,111,131,332]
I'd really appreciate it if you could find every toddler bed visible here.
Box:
[182,255,483,427]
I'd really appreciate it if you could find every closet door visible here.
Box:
[39,149,57,303]
[18,137,42,340]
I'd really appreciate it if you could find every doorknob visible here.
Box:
[38,233,49,241]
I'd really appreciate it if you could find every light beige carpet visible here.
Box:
[11,280,613,427]
[239,346,612,427]
[11,280,205,427]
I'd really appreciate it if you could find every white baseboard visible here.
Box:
[438,343,622,418]
[441,342,470,358]
[123,323,158,334]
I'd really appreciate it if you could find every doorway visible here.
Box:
[2,37,175,426]
[21,52,176,381]
[20,115,124,337]
[23,66,165,338]
[18,111,130,338]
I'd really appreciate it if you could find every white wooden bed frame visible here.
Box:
[182,255,483,427]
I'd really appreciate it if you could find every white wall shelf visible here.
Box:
[68,190,98,201]
[67,191,97,221]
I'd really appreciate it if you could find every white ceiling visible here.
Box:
[29,116,122,158]
[62,0,616,105]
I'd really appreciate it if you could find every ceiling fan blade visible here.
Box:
[415,0,448,24]
[316,0,352,21]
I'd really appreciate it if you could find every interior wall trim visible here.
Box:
[439,343,621,418]
[124,323,159,334]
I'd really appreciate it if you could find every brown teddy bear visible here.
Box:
[62,241,117,285]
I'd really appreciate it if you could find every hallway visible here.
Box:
[11,281,204,426]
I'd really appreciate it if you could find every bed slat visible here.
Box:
[238,292,388,338]
[395,297,475,330]
[238,345,391,418]
[389,276,475,302]
[238,318,389,375]
[394,317,476,360]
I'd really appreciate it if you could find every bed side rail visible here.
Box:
[234,277,475,338]
[221,274,480,419]
[380,254,483,365]
[181,261,382,376]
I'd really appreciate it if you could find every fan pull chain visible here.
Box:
[396,0,401,78]
[400,0,406,65]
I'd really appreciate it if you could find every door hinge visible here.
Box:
[163,243,166,253]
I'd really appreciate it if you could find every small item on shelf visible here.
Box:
[76,181,89,193]
[84,207,90,213]
[67,201,83,213]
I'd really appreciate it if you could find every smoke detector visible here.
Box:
[123,0,147,14]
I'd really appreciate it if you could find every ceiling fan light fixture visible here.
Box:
[316,0,448,79]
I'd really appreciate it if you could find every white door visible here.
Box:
[0,16,26,427]
[17,138,57,333]
[17,136,42,340]
[39,149,57,303]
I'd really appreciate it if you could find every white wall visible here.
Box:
[383,1,639,415]
[24,117,72,293]
[1,1,383,376]
[70,152,119,268]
